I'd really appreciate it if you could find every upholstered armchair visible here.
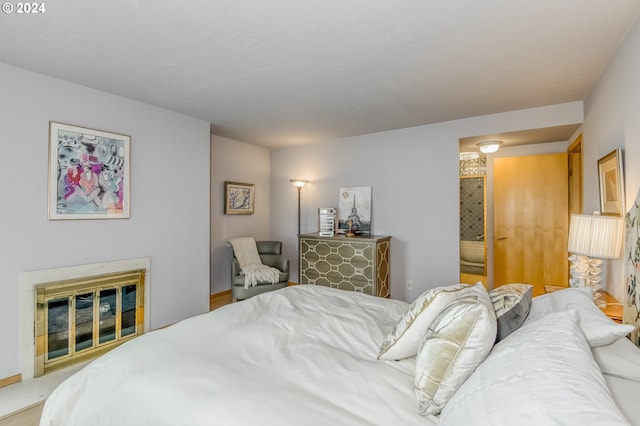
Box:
[228,240,289,301]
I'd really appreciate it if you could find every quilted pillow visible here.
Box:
[489,283,532,342]
[440,310,630,425]
[414,285,496,415]
[525,287,634,347]
[378,283,482,360]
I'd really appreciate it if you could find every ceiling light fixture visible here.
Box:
[477,140,503,154]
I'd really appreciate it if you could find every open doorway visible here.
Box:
[459,156,487,286]
[459,125,582,289]
[568,134,583,215]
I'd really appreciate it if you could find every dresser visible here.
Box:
[298,233,391,297]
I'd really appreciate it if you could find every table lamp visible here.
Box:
[567,213,623,307]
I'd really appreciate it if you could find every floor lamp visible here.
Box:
[290,179,308,235]
[567,213,623,307]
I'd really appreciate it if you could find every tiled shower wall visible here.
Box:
[460,177,485,241]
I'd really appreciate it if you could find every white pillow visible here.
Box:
[415,286,496,416]
[592,337,640,380]
[525,287,634,347]
[378,283,481,360]
[440,310,630,425]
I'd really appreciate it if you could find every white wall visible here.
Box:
[271,102,583,301]
[0,63,211,380]
[210,135,271,294]
[583,17,640,301]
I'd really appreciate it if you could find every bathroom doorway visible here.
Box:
[459,124,581,289]
[459,174,487,285]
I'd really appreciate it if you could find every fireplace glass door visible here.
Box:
[47,298,70,360]
[75,292,94,352]
[36,269,145,377]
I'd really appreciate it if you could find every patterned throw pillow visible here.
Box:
[415,284,497,415]
[378,283,483,360]
[489,283,533,342]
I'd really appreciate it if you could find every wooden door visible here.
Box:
[493,153,568,296]
[568,134,583,215]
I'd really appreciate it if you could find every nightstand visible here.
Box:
[543,285,623,323]
[597,290,623,323]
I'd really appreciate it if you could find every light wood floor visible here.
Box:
[210,289,232,311]
[0,402,44,426]
[460,272,487,287]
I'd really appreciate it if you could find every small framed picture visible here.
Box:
[337,186,371,234]
[597,148,624,217]
[224,181,255,214]
[48,121,130,220]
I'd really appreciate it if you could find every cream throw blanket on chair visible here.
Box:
[229,237,281,289]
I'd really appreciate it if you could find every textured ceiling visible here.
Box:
[0,1,639,148]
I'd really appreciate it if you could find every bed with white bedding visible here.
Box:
[40,284,640,426]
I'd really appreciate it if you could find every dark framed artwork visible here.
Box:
[598,148,624,216]
[48,122,130,220]
[224,181,255,214]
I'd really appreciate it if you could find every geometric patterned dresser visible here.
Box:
[298,233,391,297]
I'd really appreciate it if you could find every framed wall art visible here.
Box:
[597,148,624,217]
[224,181,255,214]
[48,121,130,220]
[337,186,371,234]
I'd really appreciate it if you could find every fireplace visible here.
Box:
[20,258,151,381]
[34,269,145,377]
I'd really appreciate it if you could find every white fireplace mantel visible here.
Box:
[21,257,151,380]
[0,258,152,418]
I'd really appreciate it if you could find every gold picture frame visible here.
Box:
[597,148,624,217]
[224,181,255,215]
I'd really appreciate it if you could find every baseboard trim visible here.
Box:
[0,374,21,389]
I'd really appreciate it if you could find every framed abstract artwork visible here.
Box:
[597,148,624,217]
[224,181,255,214]
[48,122,130,220]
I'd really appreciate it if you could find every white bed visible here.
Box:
[40,284,640,425]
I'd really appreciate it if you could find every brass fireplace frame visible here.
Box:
[34,269,145,377]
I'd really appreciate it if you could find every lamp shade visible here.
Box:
[568,213,623,259]
[290,179,308,188]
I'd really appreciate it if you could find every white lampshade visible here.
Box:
[568,213,623,259]
[290,179,308,188]
[477,140,503,154]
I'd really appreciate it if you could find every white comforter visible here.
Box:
[40,285,436,425]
